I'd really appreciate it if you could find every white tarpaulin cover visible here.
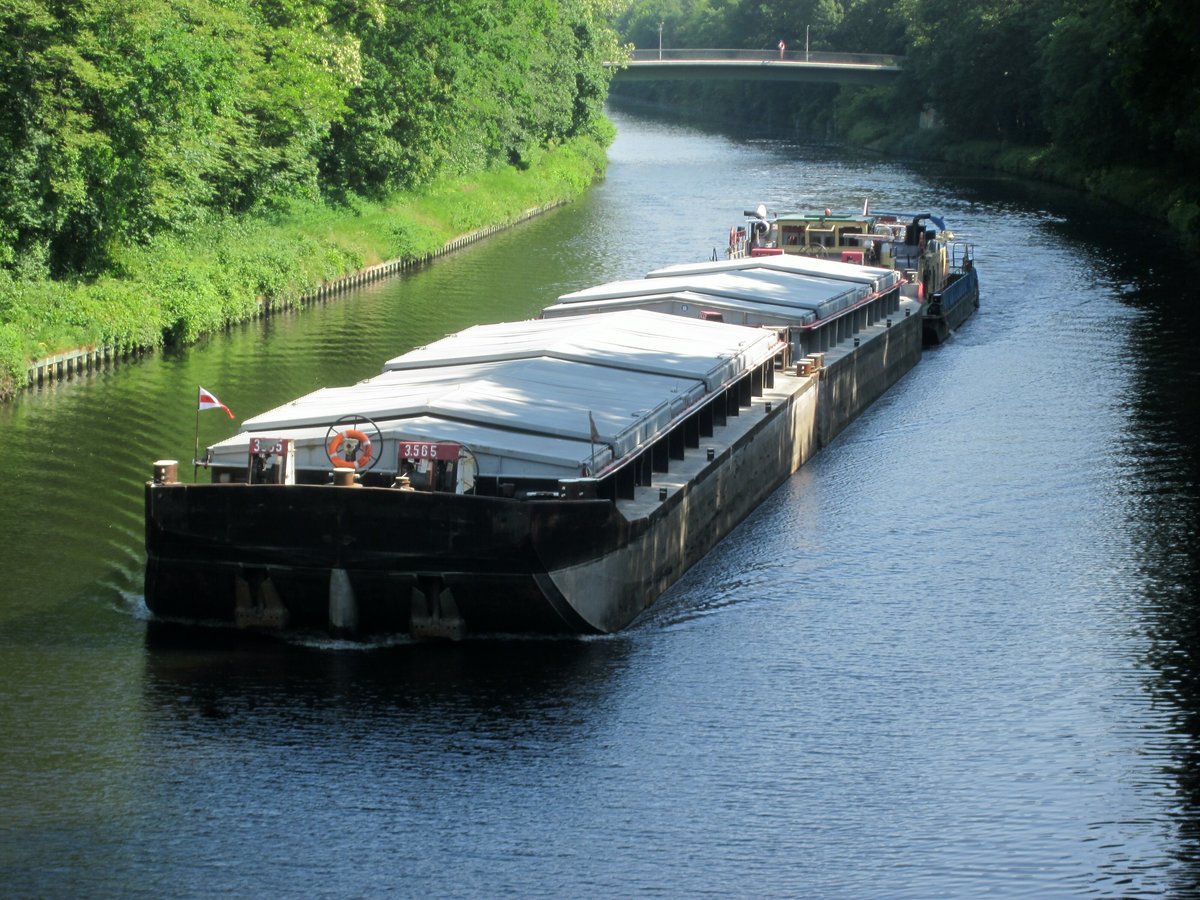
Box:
[542,289,819,327]
[645,255,902,294]
[209,310,781,478]
[556,270,869,321]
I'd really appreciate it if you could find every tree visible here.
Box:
[0,0,617,275]
[903,0,1057,142]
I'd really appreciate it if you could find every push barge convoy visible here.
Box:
[145,254,924,639]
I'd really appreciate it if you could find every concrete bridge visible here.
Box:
[609,49,903,86]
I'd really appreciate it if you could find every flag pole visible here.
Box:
[193,394,201,483]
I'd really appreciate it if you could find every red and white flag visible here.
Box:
[197,386,234,419]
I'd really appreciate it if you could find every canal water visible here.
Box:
[2,106,1199,897]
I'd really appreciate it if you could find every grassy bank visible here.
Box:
[0,127,613,400]
[927,139,1200,249]
[841,99,1200,251]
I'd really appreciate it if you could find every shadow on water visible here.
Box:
[141,623,632,739]
[1139,516,1200,896]
[1119,362,1200,894]
[1114,233,1200,894]
[1006,186,1200,892]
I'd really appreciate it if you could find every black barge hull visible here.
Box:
[145,485,631,636]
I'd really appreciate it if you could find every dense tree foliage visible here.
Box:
[5,0,1195,282]
[611,0,1200,173]
[322,0,616,197]
[0,0,619,277]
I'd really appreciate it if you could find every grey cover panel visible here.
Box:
[211,310,780,478]
[556,270,869,320]
[646,255,902,294]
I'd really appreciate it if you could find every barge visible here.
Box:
[729,204,980,345]
[144,258,923,639]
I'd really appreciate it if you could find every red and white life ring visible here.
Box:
[327,428,374,469]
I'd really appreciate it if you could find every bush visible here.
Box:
[386,220,442,261]
[67,281,165,351]
[0,323,25,396]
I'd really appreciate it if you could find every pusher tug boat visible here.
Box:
[728,203,980,345]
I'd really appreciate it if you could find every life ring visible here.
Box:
[729,226,737,248]
[327,428,374,469]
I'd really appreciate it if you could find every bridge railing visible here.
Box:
[626,48,902,68]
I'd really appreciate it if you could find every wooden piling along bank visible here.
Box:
[22,201,565,392]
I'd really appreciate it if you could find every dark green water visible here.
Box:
[2,108,1199,896]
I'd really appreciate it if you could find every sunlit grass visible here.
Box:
[0,130,611,397]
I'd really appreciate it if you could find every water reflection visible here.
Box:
[139,625,635,795]
[141,625,630,739]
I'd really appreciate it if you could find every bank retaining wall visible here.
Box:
[23,201,566,392]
